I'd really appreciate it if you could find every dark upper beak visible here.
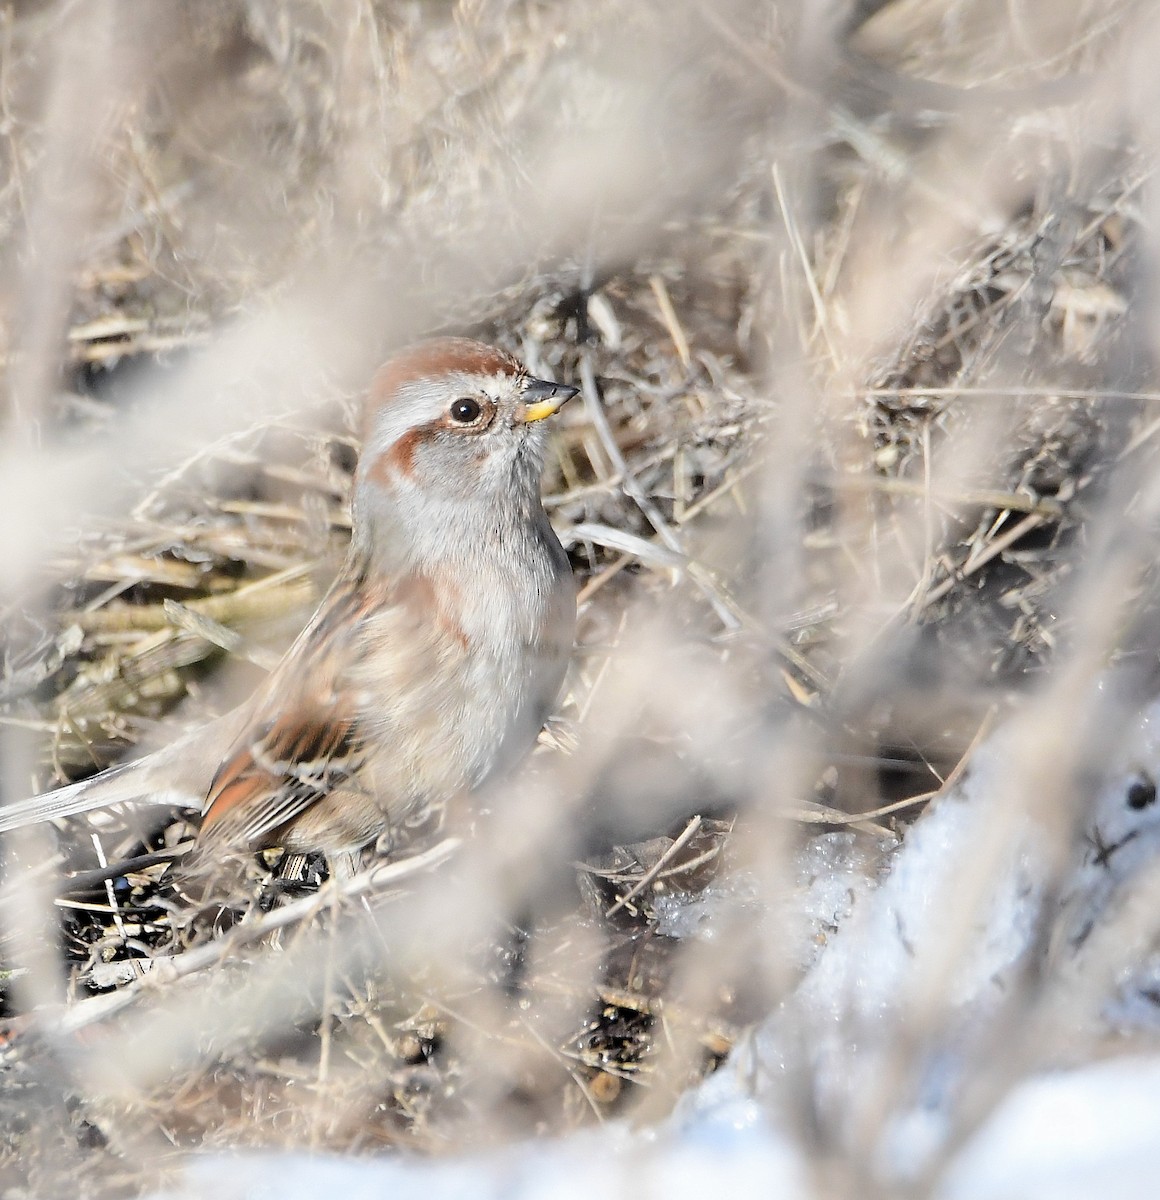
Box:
[518,378,580,423]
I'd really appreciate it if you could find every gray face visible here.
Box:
[373,367,546,495]
[361,365,547,506]
[352,340,575,568]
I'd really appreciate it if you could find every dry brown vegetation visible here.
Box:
[1,1,1159,1196]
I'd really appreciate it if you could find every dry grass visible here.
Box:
[1,0,1160,1195]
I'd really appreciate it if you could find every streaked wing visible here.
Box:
[199,571,378,846]
[201,708,363,845]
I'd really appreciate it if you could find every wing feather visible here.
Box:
[199,571,379,847]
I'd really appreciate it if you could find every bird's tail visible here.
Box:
[0,761,188,835]
[0,715,237,835]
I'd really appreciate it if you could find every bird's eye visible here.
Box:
[450,398,482,423]
[1127,771,1157,810]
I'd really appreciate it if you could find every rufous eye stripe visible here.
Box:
[367,423,436,483]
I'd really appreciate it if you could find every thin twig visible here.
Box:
[49,838,462,1037]
[825,470,1064,519]
[605,815,703,918]
[919,512,1048,611]
[578,352,742,632]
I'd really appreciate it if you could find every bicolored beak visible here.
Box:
[518,378,580,423]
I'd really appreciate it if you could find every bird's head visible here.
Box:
[353,337,576,562]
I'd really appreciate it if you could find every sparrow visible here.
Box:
[0,338,578,860]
